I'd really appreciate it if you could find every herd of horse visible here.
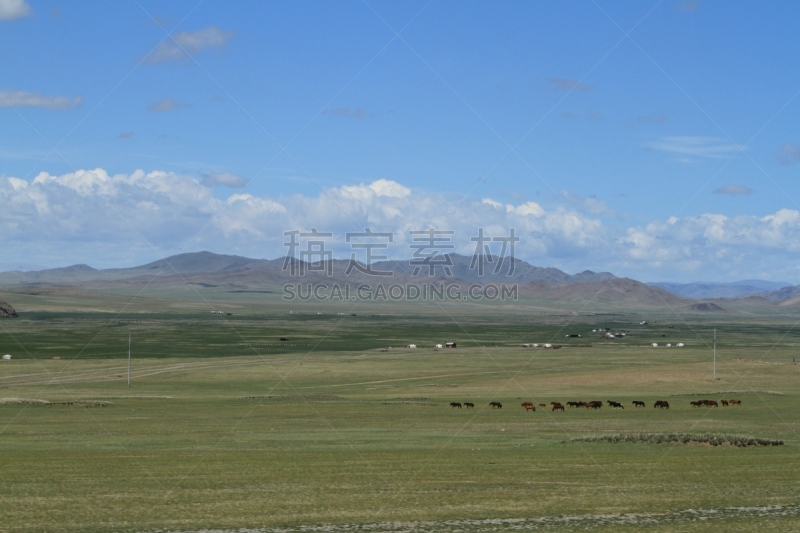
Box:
[690,398,742,407]
[449,399,743,411]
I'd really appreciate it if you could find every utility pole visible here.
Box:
[713,328,716,381]
[127,335,131,387]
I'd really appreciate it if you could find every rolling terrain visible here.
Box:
[0,251,780,311]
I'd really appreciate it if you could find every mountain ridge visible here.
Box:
[0,251,616,287]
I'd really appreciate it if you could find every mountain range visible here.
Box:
[648,280,791,300]
[0,251,798,306]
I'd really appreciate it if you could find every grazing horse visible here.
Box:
[521,402,535,411]
[632,401,645,408]
[729,399,741,405]
[538,403,547,408]
[464,402,474,409]
[567,401,582,408]
[586,401,602,409]
[654,400,670,409]
[720,400,729,406]
[608,401,624,409]
[551,402,565,411]
[690,400,703,407]
[450,402,462,409]
[490,401,503,409]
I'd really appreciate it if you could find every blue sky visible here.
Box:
[2,0,800,282]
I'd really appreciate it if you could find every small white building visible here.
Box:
[676,343,685,347]
[522,343,531,348]
[2,354,11,360]
[434,344,443,350]
[666,343,672,347]
[407,344,417,349]
[651,343,658,347]
[544,343,552,348]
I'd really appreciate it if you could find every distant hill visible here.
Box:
[0,251,615,287]
[688,302,726,312]
[522,278,689,305]
[650,280,790,299]
[8,252,792,308]
[372,254,615,285]
[758,285,800,303]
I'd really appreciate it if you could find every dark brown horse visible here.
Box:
[490,401,502,409]
[551,402,565,411]
[450,402,462,409]
[464,402,474,409]
[729,399,741,405]
[632,401,645,408]
[654,400,669,409]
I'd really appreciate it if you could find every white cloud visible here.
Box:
[148,98,189,113]
[0,0,33,20]
[776,143,800,166]
[368,179,410,198]
[0,90,82,109]
[145,27,235,63]
[3,168,800,281]
[713,185,753,196]
[201,172,248,188]
[645,136,744,159]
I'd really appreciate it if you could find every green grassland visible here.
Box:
[1,290,799,532]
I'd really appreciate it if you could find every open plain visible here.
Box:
[1,289,799,532]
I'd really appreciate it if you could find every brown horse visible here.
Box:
[551,402,565,411]
[450,402,462,409]
[632,401,645,408]
[654,400,669,409]
[464,402,474,409]
[521,402,535,411]
[586,401,602,409]
[729,399,741,405]
[538,403,547,408]
[490,401,503,409]
[721,400,729,406]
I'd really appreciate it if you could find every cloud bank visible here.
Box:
[1,168,800,281]
[145,27,235,63]
[0,90,83,109]
[0,0,32,21]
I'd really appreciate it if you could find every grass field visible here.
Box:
[1,294,799,532]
